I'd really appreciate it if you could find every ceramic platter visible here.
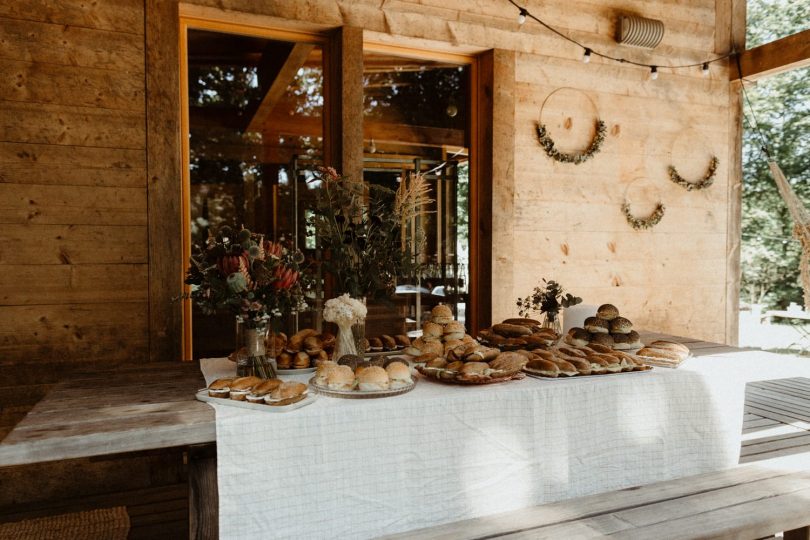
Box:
[276,366,317,375]
[195,389,316,412]
[308,377,417,399]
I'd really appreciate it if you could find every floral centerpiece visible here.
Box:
[308,166,432,300]
[516,279,582,334]
[185,226,310,376]
[322,294,368,359]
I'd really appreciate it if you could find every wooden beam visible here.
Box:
[324,26,363,180]
[245,43,314,133]
[733,28,810,81]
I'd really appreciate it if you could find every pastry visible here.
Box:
[286,328,318,353]
[266,381,308,405]
[357,366,390,391]
[380,335,397,351]
[320,332,336,350]
[422,322,444,342]
[596,304,620,321]
[294,351,311,369]
[394,335,411,348]
[477,330,506,346]
[489,352,528,375]
[247,378,283,403]
[386,362,413,388]
[312,349,330,365]
[207,378,232,398]
[229,376,263,400]
[609,317,633,334]
[459,362,491,378]
[637,347,684,362]
[326,365,356,390]
[445,360,464,372]
[431,304,454,325]
[533,349,557,361]
[584,317,610,334]
[276,352,293,369]
[590,333,615,348]
[550,358,579,377]
[559,356,592,375]
[648,340,690,356]
[466,347,500,363]
[443,339,465,356]
[443,321,466,341]
[524,358,560,377]
[492,323,532,337]
[303,336,323,355]
[425,357,448,370]
[266,332,287,355]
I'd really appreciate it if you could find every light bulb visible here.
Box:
[518,9,527,25]
[702,62,709,77]
[369,139,377,154]
[583,48,591,63]
[650,66,658,80]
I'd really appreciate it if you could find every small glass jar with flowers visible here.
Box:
[184,226,310,377]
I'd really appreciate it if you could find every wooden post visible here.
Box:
[785,527,810,540]
[188,444,218,540]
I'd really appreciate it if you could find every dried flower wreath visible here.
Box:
[535,119,607,164]
[668,156,719,191]
[622,201,666,230]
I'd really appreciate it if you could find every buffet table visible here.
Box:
[3,333,810,540]
[199,334,753,539]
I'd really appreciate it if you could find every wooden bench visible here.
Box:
[383,465,810,539]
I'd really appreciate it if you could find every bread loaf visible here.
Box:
[648,340,690,356]
[492,323,533,337]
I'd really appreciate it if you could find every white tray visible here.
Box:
[277,366,317,375]
[523,367,653,381]
[195,389,317,411]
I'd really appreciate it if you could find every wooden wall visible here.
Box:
[0,0,148,436]
[0,0,742,437]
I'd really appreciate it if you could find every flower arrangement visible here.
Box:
[516,279,582,323]
[323,294,368,327]
[308,167,432,300]
[622,201,666,230]
[184,226,310,328]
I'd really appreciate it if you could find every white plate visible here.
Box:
[195,389,317,411]
[523,367,653,381]
[276,366,317,375]
[308,377,417,399]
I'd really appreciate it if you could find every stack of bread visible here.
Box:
[523,344,650,378]
[564,304,644,351]
[635,340,690,368]
[360,334,412,354]
[477,318,559,350]
[416,350,528,384]
[403,305,478,359]
[312,360,414,392]
[206,376,308,406]
[275,329,335,370]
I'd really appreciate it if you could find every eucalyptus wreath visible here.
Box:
[535,119,607,164]
[622,201,666,230]
[668,156,719,191]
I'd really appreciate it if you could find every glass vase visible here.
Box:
[235,316,277,378]
[352,297,367,354]
[334,321,358,361]
[542,312,563,338]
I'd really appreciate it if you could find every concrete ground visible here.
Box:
[738,310,810,355]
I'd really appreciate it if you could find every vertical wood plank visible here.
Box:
[724,0,746,346]
[188,445,218,540]
[146,0,183,362]
[785,526,810,540]
[325,26,364,180]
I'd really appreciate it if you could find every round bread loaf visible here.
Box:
[367,337,383,351]
[276,352,293,369]
[611,333,637,350]
[303,336,323,355]
[596,304,620,320]
[294,351,310,369]
[492,323,533,337]
[380,335,397,351]
[443,321,466,341]
[431,304,454,325]
[394,334,411,348]
[610,317,633,334]
[422,322,444,342]
[584,317,610,334]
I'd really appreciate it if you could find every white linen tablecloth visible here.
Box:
[196,347,810,540]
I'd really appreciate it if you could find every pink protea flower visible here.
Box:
[273,266,299,290]
[317,166,340,181]
[263,240,283,259]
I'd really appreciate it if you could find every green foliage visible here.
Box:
[516,280,582,321]
[741,1,810,309]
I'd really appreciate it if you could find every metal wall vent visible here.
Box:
[617,14,665,49]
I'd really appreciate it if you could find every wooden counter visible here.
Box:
[0,363,213,467]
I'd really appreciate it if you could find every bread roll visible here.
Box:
[207,378,232,398]
[550,358,579,377]
[489,352,527,375]
[320,332,336,350]
[587,343,613,354]
[443,321,466,341]
[492,323,533,337]
[502,317,541,326]
[524,358,560,377]
[637,347,684,362]
[558,356,591,375]
[422,322,444,342]
[431,304,454,325]
[565,328,590,347]
[584,317,610,334]
[394,335,411,348]
[276,352,293,369]
[294,351,311,369]
[303,336,323,355]
[477,330,506,346]
[460,362,490,377]
[368,337,383,351]
[357,366,390,391]
[648,340,690,356]
[589,333,615,348]
[286,328,318,353]
[596,304,620,321]
[326,365,356,390]
[609,317,633,334]
[380,335,397,351]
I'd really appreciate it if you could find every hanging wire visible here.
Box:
[735,54,774,159]
[508,0,736,71]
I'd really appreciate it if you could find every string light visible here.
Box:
[509,0,735,76]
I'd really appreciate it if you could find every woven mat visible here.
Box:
[0,507,130,540]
